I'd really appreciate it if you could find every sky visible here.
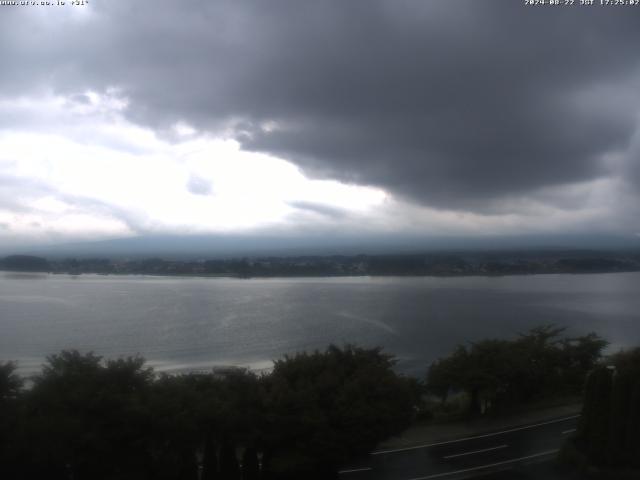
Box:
[1,0,640,251]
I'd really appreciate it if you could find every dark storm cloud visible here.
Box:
[69,94,92,106]
[2,0,640,211]
[288,201,348,220]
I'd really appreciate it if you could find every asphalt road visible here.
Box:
[339,415,580,480]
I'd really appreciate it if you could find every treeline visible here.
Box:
[426,326,608,415]
[0,328,626,478]
[0,346,418,480]
[2,250,640,277]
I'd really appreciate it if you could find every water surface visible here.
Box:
[1,272,638,376]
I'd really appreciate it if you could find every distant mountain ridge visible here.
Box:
[3,249,639,277]
[0,255,50,272]
[3,233,639,260]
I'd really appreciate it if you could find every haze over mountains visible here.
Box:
[1,233,639,260]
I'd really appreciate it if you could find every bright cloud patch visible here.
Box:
[0,92,387,246]
[0,88,638,249]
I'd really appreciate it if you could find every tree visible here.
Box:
[426,326,608,415]
[426,346,468,403]
[578,367,613,465]
[219,440,240,480]
[201,433,219,480]
[427,340,522,414]
[0,345,420,478]
[24,351,155,480]
[574,348,640,469]
[263,345,418,477]
[559,332,609,391]
[0,362,22,403]
[0,362,23,479]
[147,374,201,480]
[241,446,260,480]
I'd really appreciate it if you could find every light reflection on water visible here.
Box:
[0,272,639,376]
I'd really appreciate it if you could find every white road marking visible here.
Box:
[562,429,577,435]
[371,415,580,455]
[443,444,508,460]
[406,449,559,480]
[338,467,373,474]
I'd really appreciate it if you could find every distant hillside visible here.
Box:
[6,233,639,260]
[4,250,639,278]
[0,255,50,272]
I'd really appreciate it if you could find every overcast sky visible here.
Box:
[1,0,639,249]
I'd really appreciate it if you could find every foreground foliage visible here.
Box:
[426,326,607,415]
[575,348,640,469]
[0,346,418,480]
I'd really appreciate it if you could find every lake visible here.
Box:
[1,272,639,376]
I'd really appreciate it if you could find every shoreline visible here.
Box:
[3,268,640,280]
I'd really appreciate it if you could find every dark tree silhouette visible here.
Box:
[0,342,512,479]
[0,362,23,479]
[263,345,418,477]
[219,440,240,480]
[202,433,219,480]
[574,348,640,469]
[0,362,22,403]
[241,446,260,480]
[426,326,608,415]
